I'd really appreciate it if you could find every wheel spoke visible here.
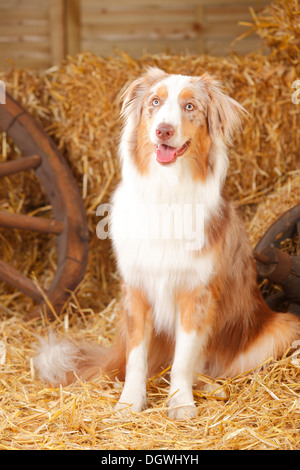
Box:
[0,155,41,177]
[0,211,65,234]
[0,260,44,302]
[0,92,89,320]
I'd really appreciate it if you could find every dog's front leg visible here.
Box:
[168,327,201,420]
[168,287,213,420]
[115,286,152,414]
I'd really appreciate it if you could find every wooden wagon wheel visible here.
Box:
[0,93,89,320]
[254,204,300,316]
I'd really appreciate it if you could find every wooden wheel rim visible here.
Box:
[254,204,300,253]
[0,93,89,320]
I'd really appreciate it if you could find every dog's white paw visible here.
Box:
[115,389,146,414]
[168,393,197,420]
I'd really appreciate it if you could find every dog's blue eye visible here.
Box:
[152,99,160,106]
[185,103,194,111]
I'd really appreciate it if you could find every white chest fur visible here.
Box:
[110,156,221,335]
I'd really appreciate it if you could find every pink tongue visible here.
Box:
[156,144,177,164]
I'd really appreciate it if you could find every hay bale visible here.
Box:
[2,49,300,214]
[247,173,300,247]
[245,0,300,62]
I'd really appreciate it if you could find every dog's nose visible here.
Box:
[155,123,175,141]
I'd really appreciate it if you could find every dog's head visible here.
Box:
[121,67,246,179]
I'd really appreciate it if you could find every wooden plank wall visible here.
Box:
[0,0,51,69]
[0,0,79,69]
[0,0,270,70]
[81,0,270,58]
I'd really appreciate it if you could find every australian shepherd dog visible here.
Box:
[34,68,300,419]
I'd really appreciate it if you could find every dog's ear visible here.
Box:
[200,73,248,144]
[121,67,167,124]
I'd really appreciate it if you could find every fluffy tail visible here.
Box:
[33,330,127,386]
[33,329,174,386]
